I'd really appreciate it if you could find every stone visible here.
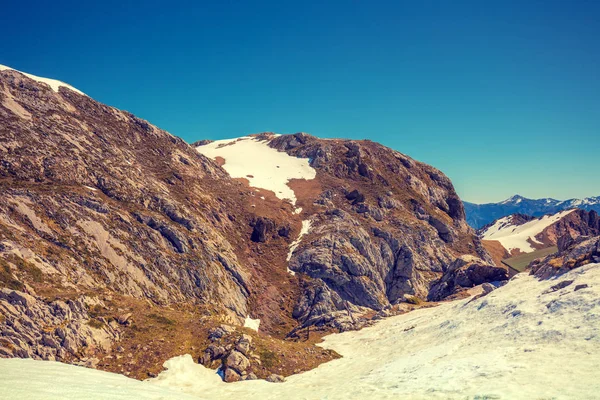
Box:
[235,334,252,355]
[481,283,495,295]
[266,373,285,383]
[117,313,132,325]
[224,350,250,373]
[223,367,241,383]
[244,372,258,381]
[208,324,235,340]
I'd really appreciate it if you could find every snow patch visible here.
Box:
[286,219,312,276]
[195,136,316,205]
[83,186,97,191]
[481,209,575,253]
[243,316,260,332]
[0,64,86,96]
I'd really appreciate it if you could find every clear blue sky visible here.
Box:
[1,1,598,203]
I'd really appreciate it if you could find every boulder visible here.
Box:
[428,255,508,301]
[244,372,258,381]
[234,334,252,356]
[223,368,241,383]
[117,313,132,325]
[208,324,235,340]
[224,350,250,374]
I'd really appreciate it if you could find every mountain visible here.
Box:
[479,209,600,263]
[464,194,600,229]
[0,65,505,379]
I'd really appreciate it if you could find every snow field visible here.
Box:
[0,64,86,96]
[195,137,316,205]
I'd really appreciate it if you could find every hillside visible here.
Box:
[0,65,504,379]
[464,195,600,229]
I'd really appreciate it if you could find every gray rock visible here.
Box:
[244,372,258,381]
[0,289,119,361]
[235,334,252,356]
[224,350,250,374]
[266,373,285,383]
[117,313,132,325]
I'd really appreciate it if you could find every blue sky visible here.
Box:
[1,1,598,203]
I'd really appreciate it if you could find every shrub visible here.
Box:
[87,319,104,329]
[0,259,24,291]
[148,313,175,325]
[259,349,278,369]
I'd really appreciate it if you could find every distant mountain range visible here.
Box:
[464,195,600,229]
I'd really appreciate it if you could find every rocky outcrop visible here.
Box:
[0,288,119,360]
[0,67,256,327]
[428,255,508,300]
[531,236,600,279]
[272,133,496,326]
[479,209,600,257]
[200,326,265,382]
[538,210,600,245]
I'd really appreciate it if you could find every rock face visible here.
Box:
[268,133,497,328]
[0,68,502,373]
[539,210,600,244]
[531,236,600,279]
[0,288,119,360]
[428,255,507,301]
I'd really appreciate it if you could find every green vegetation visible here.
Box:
[6,254,44,282]
[148,313,176,325]
[87,319,104,329]
[502,246,559,273]
[259,349,278,369]
[0,258,24,290]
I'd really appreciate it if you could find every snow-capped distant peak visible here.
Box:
[0,64,86,96]
[500,195,523,204]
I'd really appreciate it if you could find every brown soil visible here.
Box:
[214,156,225,166]
[481,240,510,266]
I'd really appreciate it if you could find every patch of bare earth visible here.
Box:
[481,240,510,266]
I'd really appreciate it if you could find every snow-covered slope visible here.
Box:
[2,263,599,399]
[481,209,576,253]
[0,64,86,95]
[196,136,316,205]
